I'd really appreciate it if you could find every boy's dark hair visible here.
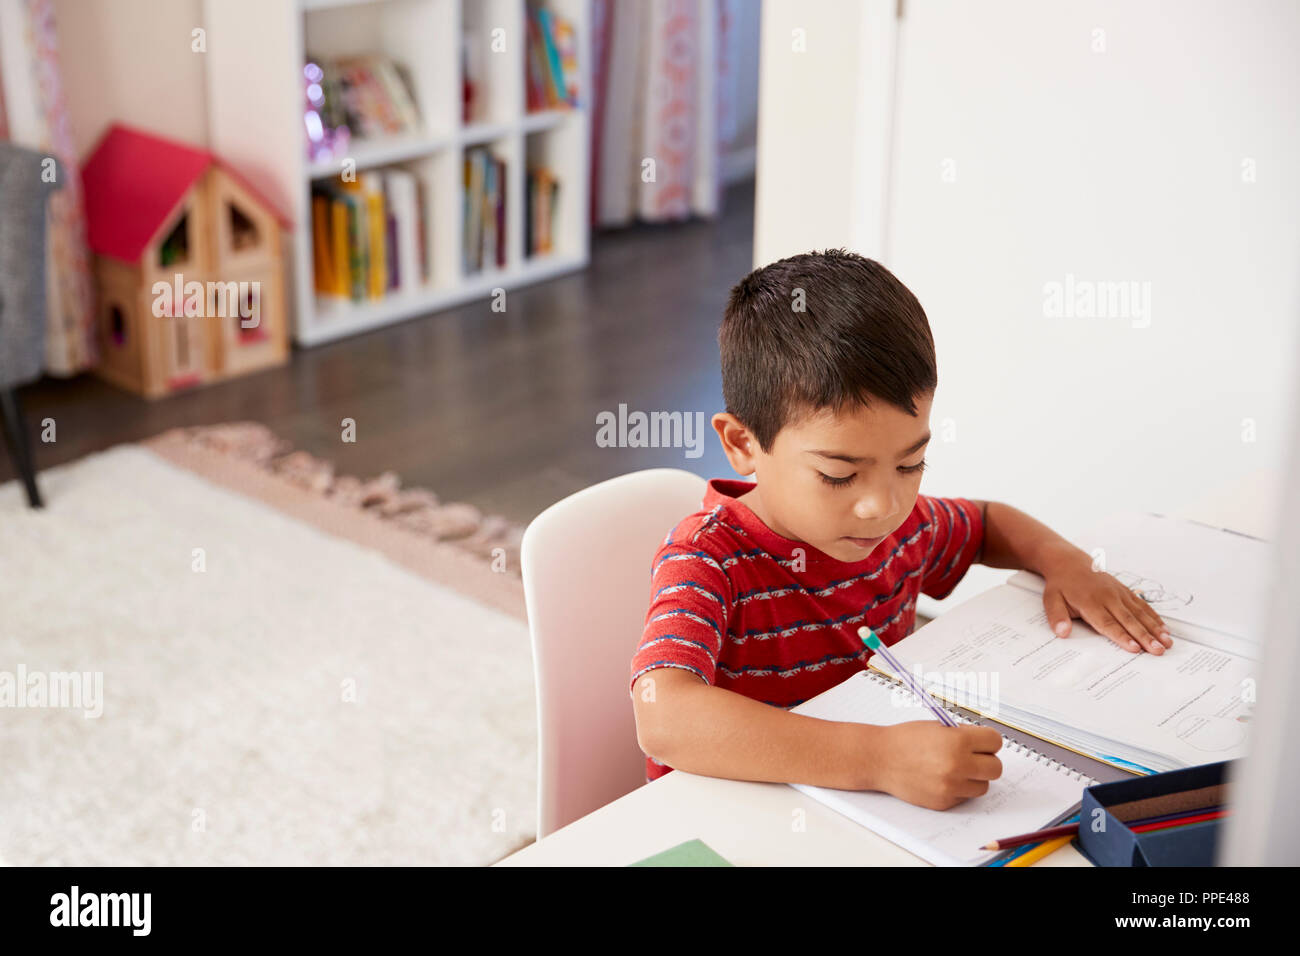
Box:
[719,248,937,452]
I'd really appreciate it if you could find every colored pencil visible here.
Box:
[985,806,1231,850]
[1004,834,1074,866]
[858,626,959,727]
[1131,809,1228,833]
[1125,804,1224,829]
[984,823,1079,851]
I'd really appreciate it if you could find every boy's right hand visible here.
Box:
[858,721,1004,811]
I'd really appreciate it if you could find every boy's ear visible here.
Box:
[711,412,760,477]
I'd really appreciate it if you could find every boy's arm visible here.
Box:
[633,668,877,789]
[632,667,1002,807]
[969,499,1172,654]
[970,498,1076,573]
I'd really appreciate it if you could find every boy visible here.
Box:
[629,249,1173,811]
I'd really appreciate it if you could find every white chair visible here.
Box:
[521,468,708,839]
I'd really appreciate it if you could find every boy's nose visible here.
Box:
[853,489,897,521]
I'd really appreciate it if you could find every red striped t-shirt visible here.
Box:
[629,479,985,782]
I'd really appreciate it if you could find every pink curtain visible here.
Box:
[590,0,736,227]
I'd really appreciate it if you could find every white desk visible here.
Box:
[500,614,1118,867]
[496,768,1091,866]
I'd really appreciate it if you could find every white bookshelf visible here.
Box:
[204,0,590,346]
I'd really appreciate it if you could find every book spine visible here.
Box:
[462,155,471,274]
[345,194,367,302]
[311,194,333,294]
[481,152,494,270]
[524,170,533,258]
[415,176,430,284]
[385,169,420,294]
[495,156,506,268]
[386,210,399,290]
[537,9,566,108]
[468,149,484,272]
[525,12,546,111]
[373,57,420,131]
[329,199,350,297]
[547,176,559,253]
[556,17,578,105]
[360,174,387,299]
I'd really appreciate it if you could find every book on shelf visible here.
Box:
[308,53,422,143]
[461,32,480,124]
[311,167,429,305]
[525,3,579,111]
[494,156,506,268]
[311,195,336,294]
[361,171,387,299]
[525,166,560,257]
[340,182,368,301]
[463,146,507,274]
[383,167,425,295]
[482,156,496,273]
[555,17,578,104]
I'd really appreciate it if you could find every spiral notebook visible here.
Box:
[789,670,1096,866]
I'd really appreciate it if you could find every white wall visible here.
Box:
[52,0,208,159]
[753,0,896,262]
[755,0,1300,613]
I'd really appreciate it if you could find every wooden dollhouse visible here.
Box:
[81,124,290,398]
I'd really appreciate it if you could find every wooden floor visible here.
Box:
[5,180,754,526]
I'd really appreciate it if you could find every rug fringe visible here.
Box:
[155,422,525,574]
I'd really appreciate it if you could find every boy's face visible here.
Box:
[712,392,933,563]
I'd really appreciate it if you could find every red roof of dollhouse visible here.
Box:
[81,123,290,264]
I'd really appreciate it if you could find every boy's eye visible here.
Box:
[818,460,927,487]
[818,471,856,487]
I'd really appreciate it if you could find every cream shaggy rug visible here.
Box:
[0,443,537,865]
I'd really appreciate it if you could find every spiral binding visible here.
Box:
[861,669,1098,786]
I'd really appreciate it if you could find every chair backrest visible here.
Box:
[0,143,62,388]
[521,468,708,838]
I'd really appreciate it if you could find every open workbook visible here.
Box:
[870,514,1261,775]
[1006,511,1271,662]
[790,670,1095,867]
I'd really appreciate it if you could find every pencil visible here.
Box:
[858,626,959,727]
[1131,809,1228,832]
[1126,804,1224,828]
[985,807,1230,850]
[1004,834,1074,866]
[983,823,1078,851]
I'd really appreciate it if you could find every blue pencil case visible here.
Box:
[1076,760,1231,866]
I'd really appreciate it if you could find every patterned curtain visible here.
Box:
[591,0,737,226]
[1,0,95,374]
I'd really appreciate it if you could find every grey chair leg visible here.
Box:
[0,388,42,508]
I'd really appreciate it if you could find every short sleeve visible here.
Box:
[629,542,732,698]
[918,495,985,600]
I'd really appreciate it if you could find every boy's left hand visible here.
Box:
[1038,546,1174,654]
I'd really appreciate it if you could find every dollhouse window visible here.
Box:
[228,201,259,252]
[159,213,189,266]
[109,305,127,346]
